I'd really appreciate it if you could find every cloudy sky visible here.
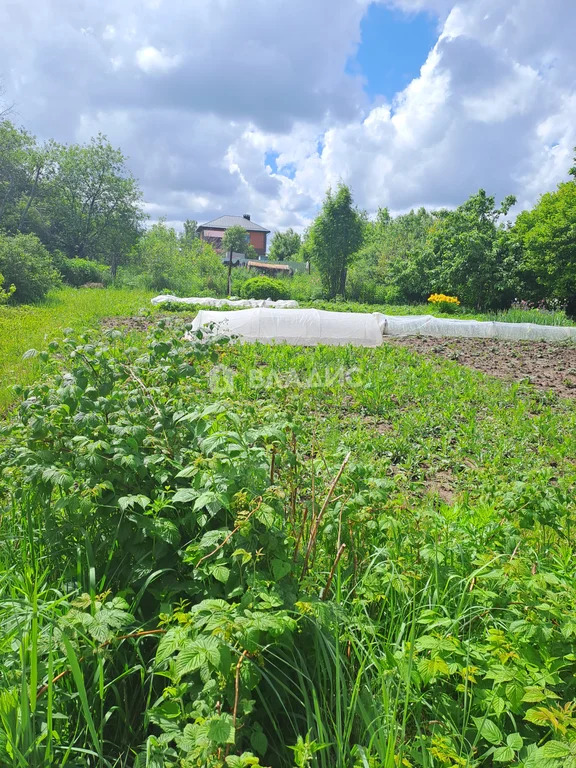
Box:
[1,0,575,232]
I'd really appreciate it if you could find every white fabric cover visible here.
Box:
[374,314,576,342]
[151,294,299,309]
[189,308,384,347]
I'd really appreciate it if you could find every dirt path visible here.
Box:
[387,336,576,398]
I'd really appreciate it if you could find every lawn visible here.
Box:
[0,287,153,410]
[0,310,575,767]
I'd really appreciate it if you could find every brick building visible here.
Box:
[197,214,270,257]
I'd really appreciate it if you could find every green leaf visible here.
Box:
[250,728,268,756]
[175,636,221,679]
[493,745,515,762]
[172,488,197,504]
[118,494,150,511]
[206,713,235,745]
[541,741,571,758]
[210,564,230,584]
[506,733,523,750]
[473,717,502,745]
[194,491,219,511]
[271,558,291,580]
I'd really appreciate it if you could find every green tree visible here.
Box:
[222,224,249,295]
[308,184,363,298]
[138,221,185,292]
[44,134,144,275]
[425,190,519,309]
[180,219,199,247]
[0,121,42,232]
[514,166,576,301]
[268,228,301,262]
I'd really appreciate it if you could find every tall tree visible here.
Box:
[426,189,518,309]
[180,219,199,247]
[514,176,576,301]
[268,228,301,262]
[44,134,144,275]
[0,121,38,231]
[308,184,363,298]
[222,224,249,295]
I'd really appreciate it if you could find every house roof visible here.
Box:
[247,261,292,272]
[198,215,270,233]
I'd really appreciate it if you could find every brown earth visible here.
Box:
[386,336,576,399]
[100,314,195,333]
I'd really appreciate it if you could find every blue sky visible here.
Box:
[351,4,439,102]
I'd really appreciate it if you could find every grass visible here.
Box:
[0,287,153,410]
[305,299,576,325]
[1,306,575,766]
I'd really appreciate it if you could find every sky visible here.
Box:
[1,0,575,233]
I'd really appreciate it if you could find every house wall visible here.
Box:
[200,227,267,256]
[249,231,267,255]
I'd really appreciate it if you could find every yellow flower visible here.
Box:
[428,293,460,306]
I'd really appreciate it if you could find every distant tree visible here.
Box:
[308,184,363,298]
[0,121,40,231]
[514,179,576,301]
[268,228,301,262]
[43,134,145,275]
[180,219,199,247]
[426,189,519,309]
[222,224,248,295]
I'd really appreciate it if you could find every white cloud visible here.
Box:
[135,45,180,73]
[1,0,575,231]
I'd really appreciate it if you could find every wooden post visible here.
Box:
[227,248,233,295]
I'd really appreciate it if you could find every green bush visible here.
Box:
[0,271,15,304]
[240,275,290,300]
[54,255,111,287]
[285,271,324,302]
[137,222,227,297]
[0,232,60,303]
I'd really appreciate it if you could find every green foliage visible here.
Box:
[424,190,520,309]
[240,276,290,300]
[0,232,60,303]
[308,184,363,298]
[41,134,144,274]
[0,271,15,304]
[1,310,576,765]
[514,181,576,300]
[223,225,250,256]
[268,229,301,262]
[180,218,199,247]
[0,287,153,410]
[137,220,226,296]
[53,255,111,287]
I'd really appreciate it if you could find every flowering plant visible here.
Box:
[428,293,460,314]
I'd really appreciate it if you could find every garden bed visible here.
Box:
[388,336,576,398]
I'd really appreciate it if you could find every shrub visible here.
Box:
[137,222,227,297]
[286,271,324,302]
[0,272,15,304]
[240,275,290,300]
[54,255,111,287]
[0,232,60,303]
[428,293,461,314]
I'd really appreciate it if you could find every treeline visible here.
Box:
[304,152,576,311]
[0,119,232,304]
[2,115,575,310]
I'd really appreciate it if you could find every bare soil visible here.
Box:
[387,336,576,399]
